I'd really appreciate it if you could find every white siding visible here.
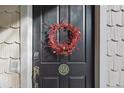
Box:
[0,6,20,88]
[100,5,124,88]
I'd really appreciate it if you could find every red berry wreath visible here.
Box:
[48,22,81,56]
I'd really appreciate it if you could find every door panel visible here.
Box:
[42,77,59,88]
[69,76,85,88]
[42,6,58,62]
[69,6,85,62]
[33,5,94,88]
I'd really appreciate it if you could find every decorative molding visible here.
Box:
[20,5,32,88]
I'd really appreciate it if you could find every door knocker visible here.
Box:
[58,64,69,76]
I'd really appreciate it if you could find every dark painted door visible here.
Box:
[33,5,94,88]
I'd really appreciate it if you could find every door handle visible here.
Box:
[33,66,40,88]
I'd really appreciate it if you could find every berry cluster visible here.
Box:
[48,22,81,56]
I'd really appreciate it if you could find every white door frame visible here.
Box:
[20,5,32,88]
[100,6,108,88]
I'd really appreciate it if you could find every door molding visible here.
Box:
[20,5,100,88]
[20,5,32,88]
[94,6,100,88]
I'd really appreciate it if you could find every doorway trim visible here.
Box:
[20,5,32,88]
[20,5,100,88]
[94,6,100,88]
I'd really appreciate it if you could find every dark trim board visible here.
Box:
[94,5,100,88]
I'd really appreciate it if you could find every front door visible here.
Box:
[33,5,94,88]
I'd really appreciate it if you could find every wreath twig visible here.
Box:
[48,22,81,56]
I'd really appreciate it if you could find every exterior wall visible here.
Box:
[100,5,124,88]
[0,6,20,88]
